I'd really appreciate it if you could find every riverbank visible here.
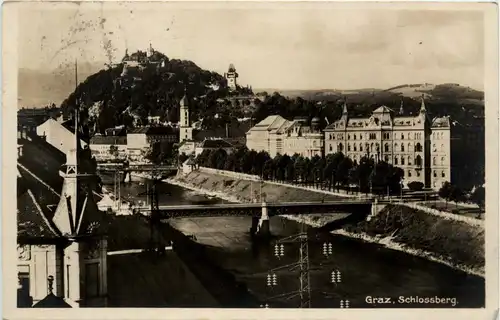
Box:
[168,170,485,277]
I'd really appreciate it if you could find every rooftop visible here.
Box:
[128,126,177,135]
[199,139,234,149]
[90,136,127,145]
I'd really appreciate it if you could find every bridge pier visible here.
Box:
[367,199,386,221]
[123,171,131,183]
[250,217,259,235]
[254,202,271,238]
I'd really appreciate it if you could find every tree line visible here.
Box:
[195,146,405,196]
[192,146,485,211]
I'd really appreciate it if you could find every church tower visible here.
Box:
[179,94,193,143]
[50,111,108,307]
[224,64,238,91]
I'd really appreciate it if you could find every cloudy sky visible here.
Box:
[18,2,486,90]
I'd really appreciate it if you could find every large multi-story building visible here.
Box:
[324,97,461,190]
[126,126,178,161]
[246,115,324,158]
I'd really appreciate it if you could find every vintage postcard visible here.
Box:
[2,1,499,319]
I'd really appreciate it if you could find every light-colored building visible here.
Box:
[36,118,87,155]
[89,135,127,161]
[17,145,107,307]
[245,115,289,157]
[126,126,178,161]
[324,97,453,190]
[283,117,324,158]
[246,115,324,158]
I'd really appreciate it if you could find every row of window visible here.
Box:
[433,132,446,140]
[287,140,322,148]
[402,170,447,179]
[330,148,448,166]
[332,142,424,153]
[328,132,427,141]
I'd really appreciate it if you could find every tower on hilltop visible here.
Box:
[224,63,238,91]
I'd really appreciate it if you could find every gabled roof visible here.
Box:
[372,105,394,114]
[32,293,72,308]
[431,116,451,128]
[199,139,234,149]
[90,136,127,145]
[128,126,177,135]
[17,184,60,241]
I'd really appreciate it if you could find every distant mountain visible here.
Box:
[258,83,484,106]
[18,62,104,108]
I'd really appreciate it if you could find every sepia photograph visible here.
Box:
[3,1,499,319]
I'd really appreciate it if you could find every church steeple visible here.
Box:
[179,88,193,143]
[341,98,348,119]
[420,94,427,114]
[52,109,101,237]
[399,99,404,115]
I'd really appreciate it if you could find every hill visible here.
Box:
[57,50,253,137]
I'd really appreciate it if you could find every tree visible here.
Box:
[450,185,465,209]
[407,181,424,192]
[224,152,238,171]
[196,149,212,167]
[208,148,228,169]
[294,156,307,183]
[336,157,353,189]
[470,186,485,215]
[438,182,453,208]
[109,145,119,158]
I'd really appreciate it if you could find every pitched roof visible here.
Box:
[199,139,234,149]
[372,105,394,114]
[128,126,177,135]
[17,186,60,241]
[432,116,451,128]
[32,293,72,308]
[104,127,126,136]
[90,136,127,145]
[247,115,289,133]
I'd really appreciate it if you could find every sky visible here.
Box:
[18,2,486,91]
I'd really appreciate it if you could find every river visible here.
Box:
[104,178,485,308]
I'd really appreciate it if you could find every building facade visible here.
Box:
[194,138,234,156]
[323,97,456,190]
[283,117,324,158]
[126,126,178,161]
[246,115,324,158]
[89,135,127,161]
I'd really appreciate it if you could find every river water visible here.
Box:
[104,178,485,309]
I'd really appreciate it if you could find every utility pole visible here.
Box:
[263,223,311,308]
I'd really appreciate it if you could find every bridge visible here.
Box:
[136,201,374,219]
[136,200,385,242]
[96,163,177,172]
